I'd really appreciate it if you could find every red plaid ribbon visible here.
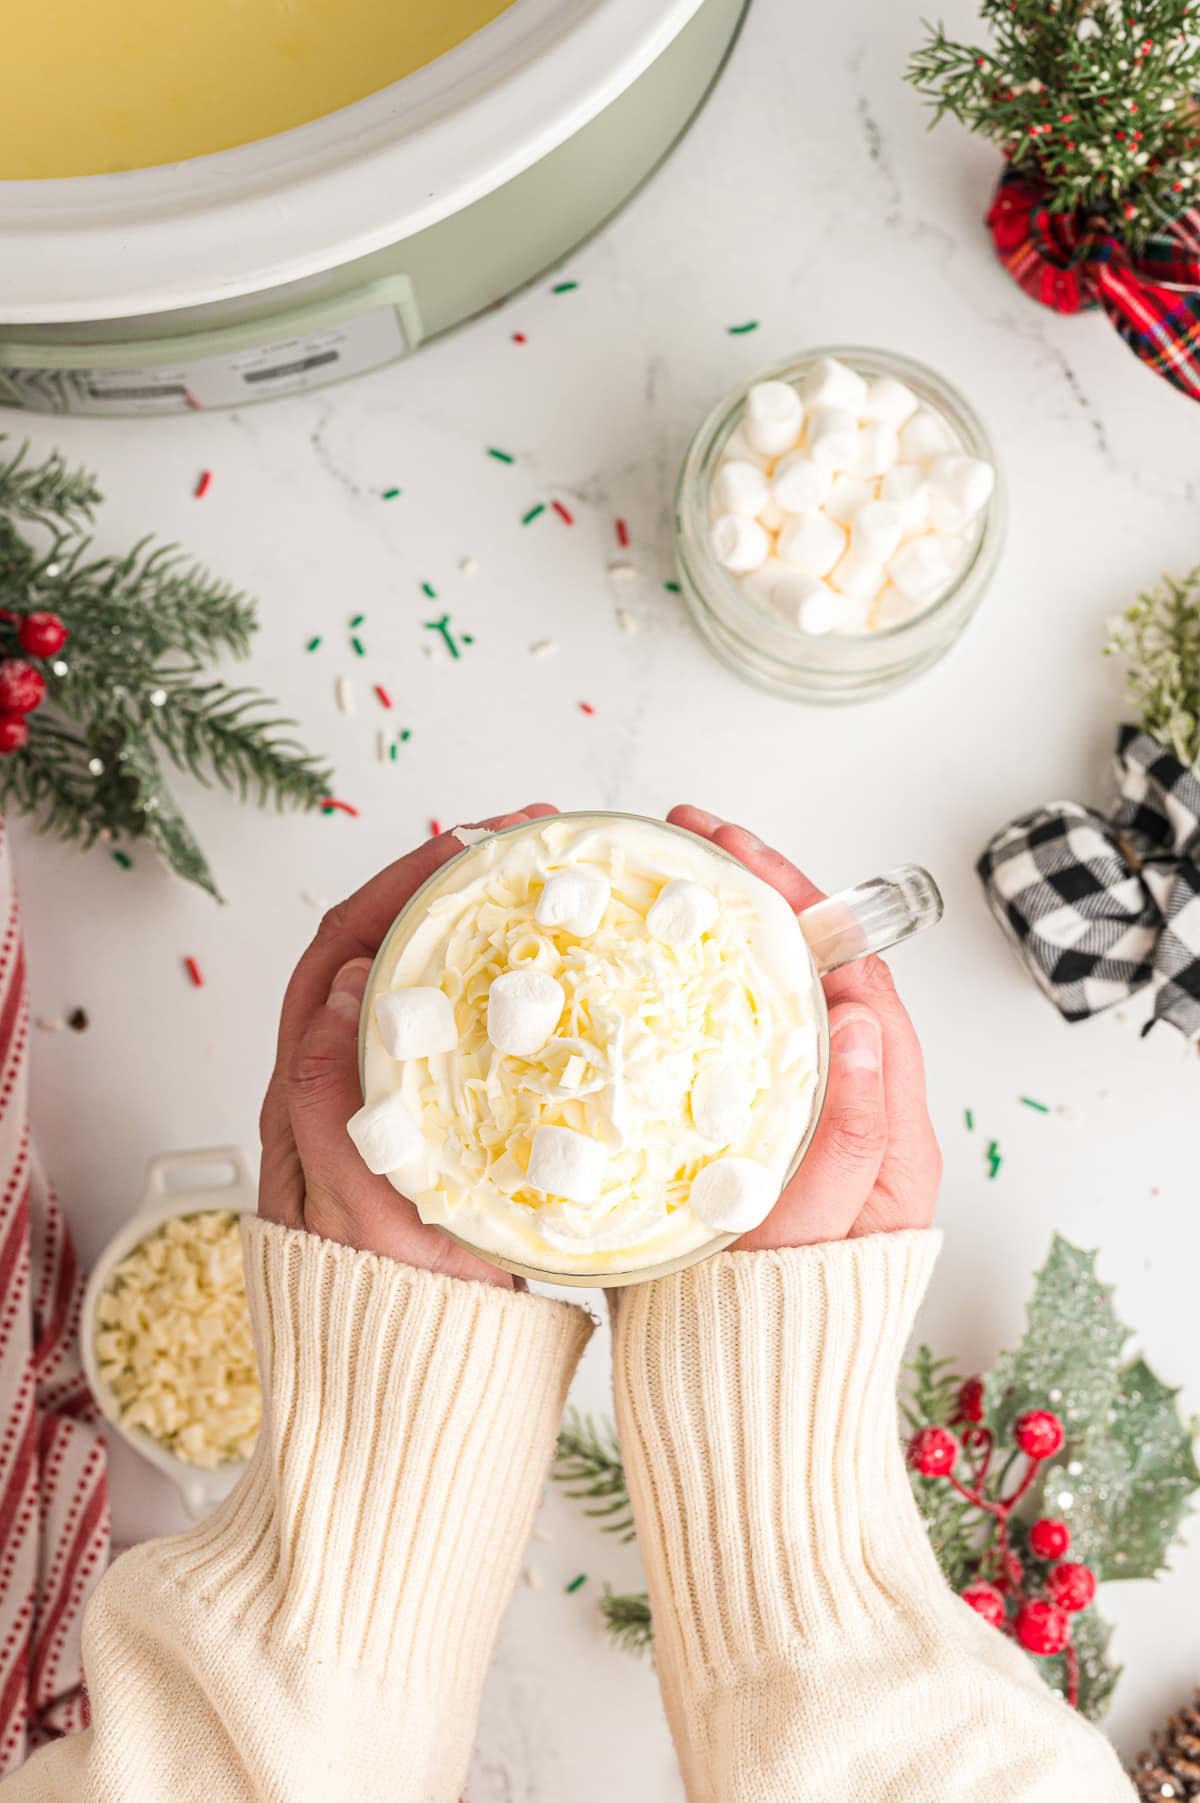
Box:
[987,164,1200,401]
[0,821,109,1776]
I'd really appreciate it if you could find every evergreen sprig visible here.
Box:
[1104,565,1200,767]
[908,1,1200,243]
[0,439,332,896]
[599,1587,653,1657]
[554,1412,635,1542]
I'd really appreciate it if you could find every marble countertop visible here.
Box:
[15,0,1200,1789]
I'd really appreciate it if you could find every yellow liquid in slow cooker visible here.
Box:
[0,0,515,179]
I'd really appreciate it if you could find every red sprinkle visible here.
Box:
[321,797,360,817]
[194,470,213,499]
[511,331,527,344]
[184,956,204,988]
[579,701,595,716]
[552,500,574,525]
[615,518,630,548]
[373,684,393,710]
[430,817,442,836]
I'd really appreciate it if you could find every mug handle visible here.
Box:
[797,865,943,976]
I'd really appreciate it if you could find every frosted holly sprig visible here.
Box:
[908,1386,1098,1708]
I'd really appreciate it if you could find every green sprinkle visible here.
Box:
[487,447,515,464]
[728,320,760,335]
[421,581,437,599]
[305,635,322,652]
[565,1573,587,1594]
[663,580,681,594]
[400,728,412,742]
[389,742,398,761]
[424,614,462,659]
[551,280,579,294]
[112,850,132,870]
[381,487,401,500]
[351,636,366,656]
[1020,1096,1051,1114]
[985,1138,999,1159]
[349,613,365,627]
[964,1109,974,1131]
[522,503,546,525]
[987,1154,1003,1181]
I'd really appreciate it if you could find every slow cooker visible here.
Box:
[0,0,746,416]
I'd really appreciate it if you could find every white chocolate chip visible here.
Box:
[527,1125,607,1204]
[375,987,458,1061]
[487,969,565,1057]
[689,1157,775,1233]
[647,879,719,949]
[691,1065,753,1145]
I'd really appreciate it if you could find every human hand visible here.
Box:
[258,805,560,1289]
[667,806,942,1249]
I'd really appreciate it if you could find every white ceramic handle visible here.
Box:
[798,865,943,976]
[139,1147,256,1214]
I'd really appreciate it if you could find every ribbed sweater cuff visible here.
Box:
[612,1230,943,1686]
[155,1217,593,1693]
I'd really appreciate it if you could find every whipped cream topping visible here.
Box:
[359,816,821,1275]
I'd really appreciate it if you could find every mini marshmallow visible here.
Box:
[721,426,771,471]
[853,421,900,479]
[767,569,833,629]
[739,557,789,607]
[823,474,874,526]
[710,512,770,573]
[806,405,860,471]
[743,380,805,457]
[647,879,719,949]
[770,453,832,514]
[927,455,995,532]
[758,496,787,532]
[871,583,918,630]
[711,459,771,519]
[691,1064,753,1145]
[862,375,919,427]
[487,969,565,1057]
[376,987,458,1061]
[851,499,904,564]
[831,549,886,604]
[794,581,842,635]
[536,869,611,936]
[880,463,931,536]
[527,1125,607,1204]
[347,1094,424,1176]
[889,534,960,601]
[899,409,958,465]
[776,509,846,577]
[802,356,868,416]
[689,1156,775,1233]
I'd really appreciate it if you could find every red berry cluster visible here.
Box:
[0,612,70,753]
[907,1383,1096,1708]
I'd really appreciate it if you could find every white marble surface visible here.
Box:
[15,0,1200,1789]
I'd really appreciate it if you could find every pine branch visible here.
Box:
[599,1588,653,1657]
[554,1411,635,1542]
[1104,566,1200,767]
[908,1,1200,241]
[0,717,101,846]
[0,439,99,529]
[145,681,332,811]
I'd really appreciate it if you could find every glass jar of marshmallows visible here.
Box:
[674,346,1005,703]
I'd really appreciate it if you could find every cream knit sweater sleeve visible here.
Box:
[5,1216,593,1803]
[612,1230,1134,1803]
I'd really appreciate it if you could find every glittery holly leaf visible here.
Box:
[1055,1358,1200,1582]
[985,1236,1129,1446]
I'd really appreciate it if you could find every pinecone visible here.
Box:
[1130,1689,1200,1800]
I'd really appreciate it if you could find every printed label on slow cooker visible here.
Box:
[0,303,409,415]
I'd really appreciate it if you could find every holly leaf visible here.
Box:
[985,1237,1129,1445]
[1035,1604,1121,1724]
[1055,1358,1200,1582]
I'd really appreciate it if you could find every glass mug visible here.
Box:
[358,813,942,1287]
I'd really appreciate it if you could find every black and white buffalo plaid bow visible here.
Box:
[977,726,1200,1041]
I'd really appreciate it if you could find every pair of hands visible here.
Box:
[259,806,941,1289]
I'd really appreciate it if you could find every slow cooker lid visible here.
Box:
[0,0,705,325]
